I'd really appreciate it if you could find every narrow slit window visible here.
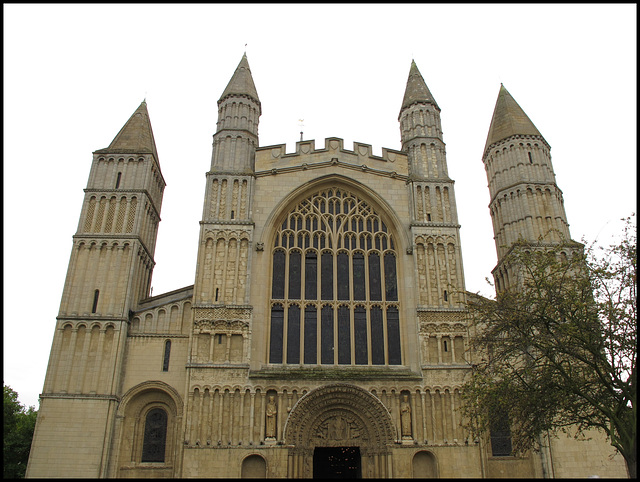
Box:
[92,289,99,313]
[162,340,171,371]
[443,290,448,302]
[528,152,533,164]
[115,172,122,189]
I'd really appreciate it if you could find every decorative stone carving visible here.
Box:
[265,395,277,439]
[193,318,249,333]
[283,383,394,449]
[400,394,412,438]
[417,310,467,324]
[313,413,362,443]
[194,307,252,321]
[419,322,467,335]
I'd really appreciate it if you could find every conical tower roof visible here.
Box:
[218,53,261,110]
[96,101,159,160]
[400,60,439,112]
[484,84,544,153]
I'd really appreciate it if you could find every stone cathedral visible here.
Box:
[26,55,627,478]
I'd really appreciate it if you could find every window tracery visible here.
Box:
[268,188,401,366]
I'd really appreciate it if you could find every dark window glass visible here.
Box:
[353,253,365,300]
[162,340,171,372]
[304,306,317,364]
[321,252,333,300]
[288,251,301,299]
[287,305,301,364]
[354,306,368,365]
[92,289,99,313]
[269,305,284,363]
[337,305,351,364]
[321,305,334,364]
[370,306,385,365]
[337,252,350,300]
[270,189,403,367]
[490,413,513,456]
[368,253,382,301]
[305,252,317,299]
[272,251,285,299]
[384,253,398,301]
[387,307,401,365]
[141,408,167,463]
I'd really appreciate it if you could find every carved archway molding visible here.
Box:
[118,380,184,418]
[283,383,396,478]
[284,383,395,450]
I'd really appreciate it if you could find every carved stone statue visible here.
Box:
[328,416,348,440]
[265,395,277,439]
[400,394,412,437]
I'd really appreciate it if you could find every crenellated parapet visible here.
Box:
[255,137,408,179]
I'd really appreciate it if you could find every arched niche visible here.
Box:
[412,450,438,478]
[241,454,267,478]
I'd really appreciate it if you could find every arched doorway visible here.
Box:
[313,446,362,479]
[283,383,395,478]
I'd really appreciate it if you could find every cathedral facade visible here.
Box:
[26,56,627,478]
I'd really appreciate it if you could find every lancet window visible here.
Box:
[268,187,401,366]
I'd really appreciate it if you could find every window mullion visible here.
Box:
[366,307,372,366]
[383,306,389,365]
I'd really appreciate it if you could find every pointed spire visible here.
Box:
[218,53,261,110]
[400,60,439,112]
[484,84,544,153]
[96,101,159,160]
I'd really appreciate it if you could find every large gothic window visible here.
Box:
[268,187,401,366]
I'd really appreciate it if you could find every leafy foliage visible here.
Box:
[4,384,38,479]
[461,215,636,478]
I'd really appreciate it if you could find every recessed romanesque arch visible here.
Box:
[283,383,395,448]
[282,383,397,478]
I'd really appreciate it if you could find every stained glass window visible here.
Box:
[268,188,401,366]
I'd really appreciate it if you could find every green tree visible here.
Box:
[4,384,38,479]
[461,216,636,478]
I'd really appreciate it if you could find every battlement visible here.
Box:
[255,137,408,177]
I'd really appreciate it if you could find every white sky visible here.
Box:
[4,4,636,409]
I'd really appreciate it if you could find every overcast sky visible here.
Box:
[4,4,636,409]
